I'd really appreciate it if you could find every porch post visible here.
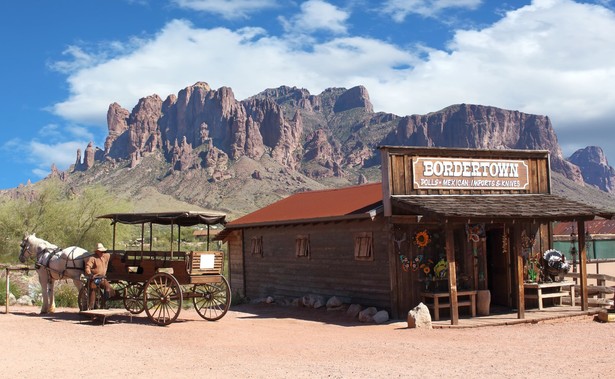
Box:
[578,221,588,311]
[445,223,459,325]
[514,224,525,319]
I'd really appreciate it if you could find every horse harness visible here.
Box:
[31,245,86,281]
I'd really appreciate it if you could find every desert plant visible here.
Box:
[53,281,79,308]
[0,277,24,305]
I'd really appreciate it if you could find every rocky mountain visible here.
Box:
[10,82,615,218]
[568,146,615,192]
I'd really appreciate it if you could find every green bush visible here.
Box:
[53,282,79,308]
[0,278,24,305]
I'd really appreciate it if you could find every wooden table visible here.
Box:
[420,290,477,321]
[523,281,575,310]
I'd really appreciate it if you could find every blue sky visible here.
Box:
[1,0,615,190]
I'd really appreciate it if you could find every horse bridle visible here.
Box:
[19,238,31,263]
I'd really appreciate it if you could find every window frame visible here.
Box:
[354,231,374,261]
[295,234,310,258]
[250,235,263,257]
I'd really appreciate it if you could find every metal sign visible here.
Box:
[412,157,530,190]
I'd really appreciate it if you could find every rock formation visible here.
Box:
[68,82,614,193]
[569,146,615,192]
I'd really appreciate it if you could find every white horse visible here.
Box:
[18,233,92,313]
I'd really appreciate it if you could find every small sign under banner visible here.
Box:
[200,254,215,269]
[412,157,530,190]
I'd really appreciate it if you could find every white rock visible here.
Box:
[9,293,17,306]
[347,304,362,318]
[373,310,389,324]
[407,302,432,329]
[266,296,275,304]
[358,306,378,322]
[313,296,326,309]
[326,296,343,308]
[17,295,33,306]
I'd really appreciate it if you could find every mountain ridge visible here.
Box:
[4,82,615,218]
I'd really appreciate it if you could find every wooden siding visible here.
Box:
[227,230,245,297]
[241,218,391,309]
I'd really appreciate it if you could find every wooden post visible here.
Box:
[4,267,8,314]
[445,224,459,325]
[578,221,588,311]
[514,224,525,319]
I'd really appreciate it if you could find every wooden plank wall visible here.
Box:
[227,230,245,297]
[242,219,391,308]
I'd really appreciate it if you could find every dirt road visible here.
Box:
[1,304,613,378]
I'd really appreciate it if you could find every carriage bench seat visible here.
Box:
[189,251,224,275]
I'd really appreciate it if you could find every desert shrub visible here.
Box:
[0,277,24,305]
[53,282,79,308]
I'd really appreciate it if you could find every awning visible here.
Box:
[391,194,614,223]
[97,211,227,226]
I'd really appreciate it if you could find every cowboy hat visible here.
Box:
[95,242,107,252]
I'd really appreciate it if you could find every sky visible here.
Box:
[1,0,615,190]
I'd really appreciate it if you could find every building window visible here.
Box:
[296,234,310,258]
[251,236,263,257]
[354,232,373,261]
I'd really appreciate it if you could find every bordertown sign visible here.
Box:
[412,157,530,190]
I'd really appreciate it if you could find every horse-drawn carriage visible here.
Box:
[20,211,231,326]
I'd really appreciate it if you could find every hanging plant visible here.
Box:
[415,230,430,248]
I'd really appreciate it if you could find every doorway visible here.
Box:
[486,228,513,308]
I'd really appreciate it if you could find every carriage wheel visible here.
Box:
[123,283,145,314]
[193,276,231,321]
[144,273,183,326]
[78,286,103,311]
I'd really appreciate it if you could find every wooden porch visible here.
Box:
[430,305,606,328]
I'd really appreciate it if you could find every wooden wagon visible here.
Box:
[93,211,230,325]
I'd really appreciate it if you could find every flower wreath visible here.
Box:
[415,230,430,248]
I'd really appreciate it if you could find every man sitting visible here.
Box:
[84,243,115,309]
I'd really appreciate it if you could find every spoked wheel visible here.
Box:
[144,273,183,326]
[78,286,103,311]
[193,276,231,321]
[123,283,145,314]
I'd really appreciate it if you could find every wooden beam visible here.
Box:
[386,220,401,319]
[514,224,525,319]
[578,221,588,311]
[445,224,459,325]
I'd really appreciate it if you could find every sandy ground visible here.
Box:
[1,303,613,378]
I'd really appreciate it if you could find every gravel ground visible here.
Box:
[1,303,614,378]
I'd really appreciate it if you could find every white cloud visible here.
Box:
[50,0,615,162]
[280,0,350,35]
[172,0,277,19]
[382,0,482,21]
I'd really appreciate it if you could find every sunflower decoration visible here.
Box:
[414,230,431,248]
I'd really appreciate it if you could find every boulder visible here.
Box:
[346,304,362,318]
[358,307,378,322]
[326,296,343,308]
[373,310,389,324]
[407,302,432,329]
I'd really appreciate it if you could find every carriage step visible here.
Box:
[79,309,133,326]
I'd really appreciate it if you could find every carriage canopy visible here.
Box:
[97,211,227,226]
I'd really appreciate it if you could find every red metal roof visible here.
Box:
[553,219,615,236]
[227,182,383,227]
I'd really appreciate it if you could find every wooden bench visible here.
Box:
[524,281,575,310]
[420,290,477,321]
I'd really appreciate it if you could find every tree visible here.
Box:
[0,180,133,263]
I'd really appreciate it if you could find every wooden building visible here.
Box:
[220,146,613,324]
